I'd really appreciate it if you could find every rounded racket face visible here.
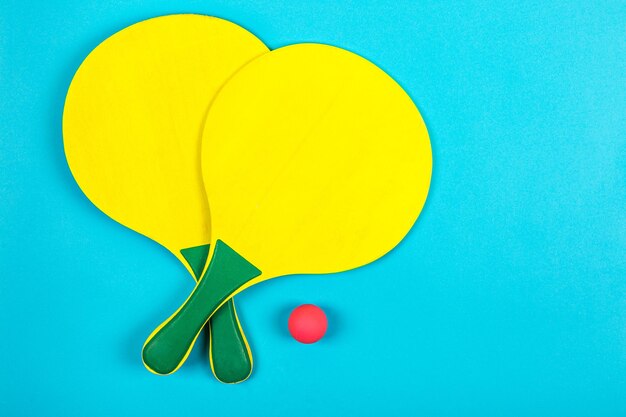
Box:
[63,15,268,257]
[202,43,432,278]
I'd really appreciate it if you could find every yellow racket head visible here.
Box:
[62,14,268,262]
[201,43,432,279]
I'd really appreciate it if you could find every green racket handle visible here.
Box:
[208,300,253,383]
[180,244,253,383]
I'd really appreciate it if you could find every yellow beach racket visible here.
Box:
[62,14,268,383]
[142,43,432,375]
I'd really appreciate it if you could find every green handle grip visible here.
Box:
[208,300,253,383]
[143,240,261,375]
[182,244,253,383]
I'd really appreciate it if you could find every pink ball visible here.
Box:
[288,304,328,344]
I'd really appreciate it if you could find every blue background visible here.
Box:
[1,1,624,415]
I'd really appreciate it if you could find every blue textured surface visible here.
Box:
[1,1,625,415]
